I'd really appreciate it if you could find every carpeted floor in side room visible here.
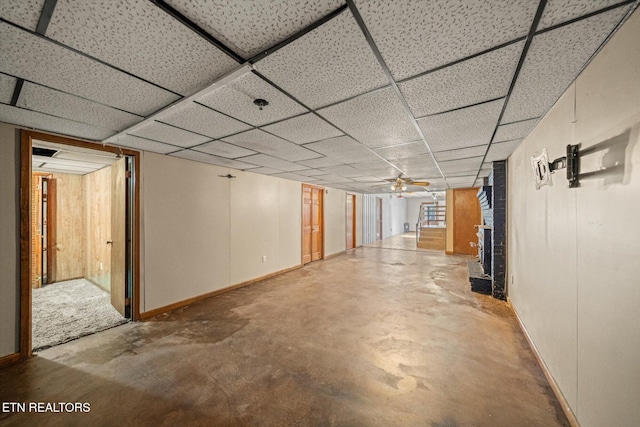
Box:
[32,278,128,352]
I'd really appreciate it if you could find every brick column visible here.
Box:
[491,161,507,300]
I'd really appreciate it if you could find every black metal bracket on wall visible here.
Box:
[548,144,580,188]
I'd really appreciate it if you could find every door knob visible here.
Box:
[106,241,113,245]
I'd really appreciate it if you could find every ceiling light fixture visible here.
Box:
[253,99,269,110]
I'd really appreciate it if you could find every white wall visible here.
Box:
[143,152,355,311]
[384,194,407,238]
[0,122,19,357]
[508,11,640,427]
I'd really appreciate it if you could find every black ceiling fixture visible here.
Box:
[253,99,269,110]
[218,174,236,179]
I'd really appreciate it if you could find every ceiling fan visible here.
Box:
[386,175,430,192]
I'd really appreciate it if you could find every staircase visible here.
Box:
[416,203,446,250]
[417,227,446,250]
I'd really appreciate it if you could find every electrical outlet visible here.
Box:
[262,256,267,263]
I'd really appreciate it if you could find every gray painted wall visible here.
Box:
[508,11,640,426]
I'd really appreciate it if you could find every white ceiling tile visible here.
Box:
[0,104,114,141]
[318,87,420,148]
[254,9,389,109]
[399,42,523,117]
[302,136,380,161]
[539,0,632,30]
[0,23,179,116]
[434,145,488,162]
[52,151,117,166]
[445,176,476,187]
[351,176,386,183]
[17,82,142,131]
[222,129,320,161]
[494,118,539,142]
[106,134,179,154]
[0,0,44,31]
[392,154,437,170]
[238,154,309,171]
[296,157,346,168]
[319,165,368,177]
[198,72,307,126]
[130,121,211,147]
[503,8,630,123]
[312,174,353,183]
[157,102,251,139]
[445,170,481,178]
[32,155,110,173]
[417,99,504,152]
[439,157,483,174]
[246,167,285,175]
[34,162,96,174]
[164,0,343,59]
[170,149,260,169]
[272,172,319,182]
[0,73,16,104]
[295,168,332,176]
[350,159,395,171]
[354,0,538,80]
[46,0,238,96]
[374,141,427,160]
[485,139,522,162]
[261,113,343,144]
[192,140,256,159]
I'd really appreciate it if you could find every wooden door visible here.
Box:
[311,187,323,261]
[110,158,127,316]
[346,194,355,250]
[302,184,324,264]
[453,188,482,255]
[302,185,312,264]
[45,177,57,284]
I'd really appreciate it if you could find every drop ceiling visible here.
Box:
[1,0,637,193]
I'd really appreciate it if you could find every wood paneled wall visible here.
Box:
[84,167,111,291]
[53,173,85,280]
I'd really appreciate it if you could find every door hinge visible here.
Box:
[125,297,131,307]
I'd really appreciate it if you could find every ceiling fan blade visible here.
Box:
[407,181,430,186]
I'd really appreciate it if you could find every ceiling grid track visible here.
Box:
[345,0,448,185]
[250,70,409,177]
[474,0,549,185]
[9,0,58,106]
[148,0,244,63]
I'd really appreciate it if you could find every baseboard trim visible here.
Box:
[445,250,454,255]
[140,264,303,320]
[324,250,347,260]
[0,352,20,368]
[508,299,580,427]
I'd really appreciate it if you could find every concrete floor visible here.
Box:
[0,234,568,426]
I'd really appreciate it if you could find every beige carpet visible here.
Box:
[32,278,127,351]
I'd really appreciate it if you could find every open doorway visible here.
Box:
[20,131,140,356]
[346,194,356,250]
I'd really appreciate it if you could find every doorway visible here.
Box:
[20,130,140,358]
[302,184,324,264]
[376,197,383,241]
[346,194,356,250]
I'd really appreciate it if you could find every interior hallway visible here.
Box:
[0,236,567,426]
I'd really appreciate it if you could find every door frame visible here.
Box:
[19,130,141,360]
